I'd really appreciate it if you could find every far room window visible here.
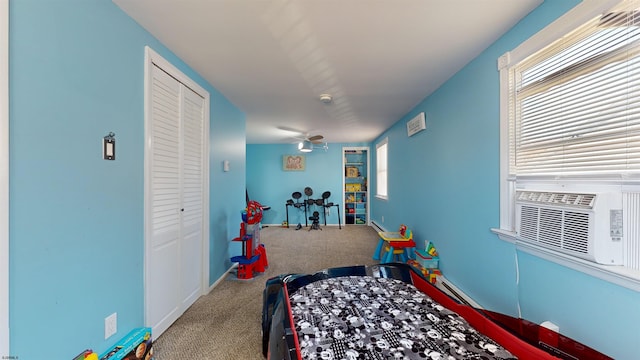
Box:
[376,137,388,199]
[497,0,640,290]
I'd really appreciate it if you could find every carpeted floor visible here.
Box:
[153,225,380,360]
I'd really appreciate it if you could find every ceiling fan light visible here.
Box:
[319,94,333,104]
[299,140,313,152]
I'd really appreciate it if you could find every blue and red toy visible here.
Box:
[231,201,268,280]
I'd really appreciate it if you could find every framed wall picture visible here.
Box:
[283,154,305,171]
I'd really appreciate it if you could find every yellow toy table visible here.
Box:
[373,227,415,263]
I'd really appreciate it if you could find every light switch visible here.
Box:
[223,160,230,172]
[103,132,115,160]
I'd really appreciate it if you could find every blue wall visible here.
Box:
[370,1,640,359]
[9,0,245,358]
[246,143,368,228]
[209,88,246,281]
[10,0,639,358]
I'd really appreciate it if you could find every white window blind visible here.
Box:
[376,138,388,198]
[510,0,640,177]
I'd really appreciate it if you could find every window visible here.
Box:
[497,0,640,291]
[376,137,388,199]
[511,4,640,176]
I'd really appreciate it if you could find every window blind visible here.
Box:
[510,0,640,176]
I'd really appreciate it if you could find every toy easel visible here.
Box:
[230,201,268,280]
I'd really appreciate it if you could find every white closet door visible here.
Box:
[144,47,209,338]
[148,65,183,336]
[180,86,204,309]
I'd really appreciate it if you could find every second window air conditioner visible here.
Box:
[515,190,623,265]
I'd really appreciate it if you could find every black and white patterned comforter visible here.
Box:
[289,276,517,360]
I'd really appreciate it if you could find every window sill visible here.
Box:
[491,228,640,293]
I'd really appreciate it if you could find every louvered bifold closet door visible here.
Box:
[147,64,205,337]
[179,86,205,310]
[148,64,182,336]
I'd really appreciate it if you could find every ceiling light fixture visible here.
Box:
[319,94,333,104]
[298,140,313,152]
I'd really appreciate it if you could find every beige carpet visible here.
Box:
[153,225,380,360]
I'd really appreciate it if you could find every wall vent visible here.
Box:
[515,191,623,265]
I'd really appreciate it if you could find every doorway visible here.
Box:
[343,147,370,225]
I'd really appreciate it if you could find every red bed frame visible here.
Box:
[262,263,612,360]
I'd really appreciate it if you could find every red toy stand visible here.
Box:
[254,244,268,272]
[230,202,268,280]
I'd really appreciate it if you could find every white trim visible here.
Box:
[375,137,388,200]
[370,220,386,233]
[497,0,621,230]
[497,53,513,231]
[496,0,640,291]
[505,0,621,67]
[498,0,625,206]
[490,228,517,244]
[1,0,9,354]
[207,264,237,294]
[143,46,210,331]
[491,229,640,292]
[435,276,484,309]
[343,146,370,225]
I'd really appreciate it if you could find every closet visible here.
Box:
[144,48,209,337]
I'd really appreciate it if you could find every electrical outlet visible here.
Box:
[105,312,117,339]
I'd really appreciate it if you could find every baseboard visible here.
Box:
[370,220,387,232]
[262,223,344,228]
[207,263,238,294]
[435,276,483,309]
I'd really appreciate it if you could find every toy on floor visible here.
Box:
[72,350,98,360]
[407,260,442,284]
[425,240,438,256]
[230,201,268,280]
[373,224,416,263]
[409,240,441,283]
[244,200,263,224]
[98,327,154,360]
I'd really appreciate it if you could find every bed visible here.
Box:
[261,263,612,360]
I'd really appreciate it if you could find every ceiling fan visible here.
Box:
[298,135,327,152]
[278,126,327,152]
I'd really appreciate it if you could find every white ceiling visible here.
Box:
[113,0,542,144]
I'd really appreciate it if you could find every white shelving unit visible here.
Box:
[343,147,369,225]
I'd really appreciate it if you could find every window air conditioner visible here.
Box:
[515,190,623,265]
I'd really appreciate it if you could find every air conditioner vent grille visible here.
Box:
[516,191,596,209]
[517,205,591,255]
[516,191,623,264]
[519,206,539,241]
[563,211,590,253]
[539,208,562,248]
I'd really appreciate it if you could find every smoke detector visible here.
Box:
[319,94,333,104]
